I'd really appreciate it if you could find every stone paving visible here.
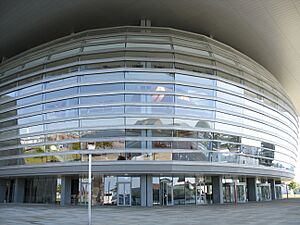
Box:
[1,199,300,225]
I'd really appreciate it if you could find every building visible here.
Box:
[0,1,299,206]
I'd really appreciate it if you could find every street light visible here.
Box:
[88,153,92,225]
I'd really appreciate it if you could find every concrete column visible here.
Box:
[140,175,153,207]
[0,180,7,203]
[268,179,276,200]
[146,175,153,207]
[61,176,72,205]
[247,177,257,201]
[13,178,25,203]
[212,176,223,204]
[141,175,147,206]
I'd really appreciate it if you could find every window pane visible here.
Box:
[17,84,43,96]
[45,109,78,120]
[176,85,214,96]
[175,107,214,118]
[44,98,78,110]
[20,125,43,134]
[125,72,174,81]
[17,95,43,106]
[174,45,210,56]
[18,105,43,115]
[18,115,43,125]
[83,43,125,52]
[45,120,79,131]
[80,95,123,104]
[175,96,214,107]
[126,117,173,126]
[127,43,171,49]
[176,74,215,86]
[125,94,174,103]
[80,84,123,93]
[80,106,123,116]
[45,87,78,100]
[125,106,174,115]
[46,77,77,89]
[126,83,173,92]
[81,118,124,127]
[81,72,124,83]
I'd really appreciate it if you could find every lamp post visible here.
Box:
[88,154,92,225]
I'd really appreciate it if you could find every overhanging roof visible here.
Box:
[1,0,300,114]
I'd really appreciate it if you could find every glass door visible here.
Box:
[257,184,271,201]
[117,182,131,206]
[275,185,282,199]
[196,182,206,204]
[261,184,271,201]
[236,183,246,203]
[223,183,234,203]
[160,178,173,206]
[79,178,89,205]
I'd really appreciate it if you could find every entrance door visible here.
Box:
[196,183,206,204]
[236,183,246,203]
[257,184,271,201]
[275,185,282,199]
[160,179,173,206]
[223,183,234,203]
[260,184,271,201]
[117,182,131,206]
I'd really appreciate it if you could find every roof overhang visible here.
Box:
[1,0,300,114]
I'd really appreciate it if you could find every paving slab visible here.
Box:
[0,199,300,225]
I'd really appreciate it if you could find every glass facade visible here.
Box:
[0,26,298,206]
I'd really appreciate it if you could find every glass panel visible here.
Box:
[17,84,43,96]
[18,115,43,125]
[175,96,214,107]
[46,77,77,89]
[81,118,124,127]
[20,125,43,134]
[80,95,123,104]
[176,74,215,86]
[81,72,124,83]
[45,120,79,131]
[83,43,125,52]
[126,83,173,92]
[50,48,81,60]
[125,72,173,81]
[45,109,78,120]
[18,105,43,115]
[44,98,78,110]
[126,117,173,126]
[174,45,210,56]
[125,106,174,115]
[80,84,123,93]
[175,85,214,96]
[45,87,78,100]
[80,106,123,116]
[125,94,173,103]
[174,118,214,129]
[81,130,125,138]
[175,107,214,118]
[17,95,43,106]
[127,43,171,49]
[47,132,80,141]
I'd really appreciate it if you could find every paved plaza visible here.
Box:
[1,199,300,225]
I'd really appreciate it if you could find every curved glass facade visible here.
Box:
[0,26,298,205]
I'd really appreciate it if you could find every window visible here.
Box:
[45,87,78,100]
[80,84,123,93]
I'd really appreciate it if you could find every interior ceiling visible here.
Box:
[1,0,300,114]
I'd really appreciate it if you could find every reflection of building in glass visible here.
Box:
[0,26,298,206]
